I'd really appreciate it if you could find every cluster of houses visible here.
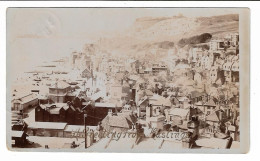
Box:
[10,32,240,149]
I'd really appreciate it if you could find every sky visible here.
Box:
[7,8,239,76]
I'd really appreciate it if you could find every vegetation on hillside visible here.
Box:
[177,33,212,48]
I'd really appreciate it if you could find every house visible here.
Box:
[137,96,149,117]
[12,120,28,132]
[149,94,172,114]
[90,91,104,103]
[194,101,204,114]
[65,104,76,125]
[75,108,85,125]
[176,96,190,109]
[203,98,217,115]
[209,40,225,51]
[101,111,137,132]
[81,67,92,79]
[204,109,227,137]
[109,84,123,101]
[222,61,233,83]
[194,97,217,117]
[173,63,192,79]
[94,102,119,124]
[193,72,203,85]
[201,54,213,70]
[27,122,67,137]
[35,103,80,125]
[49,81,71,103]
[144,89,154,98]
[231,61,239,82]
[122,84,132,101]
[189,90,206,104]
[209,66,218,83]
[205,112,220,136]
[11,130,27,147]
[144,68,152,75]
[35,104,45,122]
[146,105,166,130]
[63,125,97,138]
[215,57,225,69]
[189,47,203,63]
[12,93,38,113]
[165,108,190,126]
[151,64,168,75]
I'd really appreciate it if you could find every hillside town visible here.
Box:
[11,32,240,150]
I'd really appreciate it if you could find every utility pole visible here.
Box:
[84,114,87,149]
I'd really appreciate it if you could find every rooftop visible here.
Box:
[12,93,38,104]
[169,108,190,117]
[11,130,25,138]
[196,137,230,149]
[95,102,117,108]
[206,112,220,122]
[50,80,70,89]
[28,122,67,130]
[64,125,97,132]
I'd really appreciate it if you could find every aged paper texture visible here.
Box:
[6,8,250,153]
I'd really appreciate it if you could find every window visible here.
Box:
[206,111,211,115]
[170,116,173,121]
[14,103,20,111]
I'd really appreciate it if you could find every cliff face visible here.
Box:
[94,14,239,57]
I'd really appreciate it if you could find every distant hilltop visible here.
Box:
[94,14,239,57]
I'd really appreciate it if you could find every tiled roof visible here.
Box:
[195,101,203,106]
[39,104,47,109]
[91,91,104,101]
[206,112,219,122]
[169,108,189,117]
[13,93,38,104]
[177,96,190,102]
[204,99,216,107]
[190,90,204,98]
[149,94,171,106]
[62,104,76,111]
[11,130,25,138]
[28,122,67,130]
[102,113,137,130]
[144,89,153,96]
[108,116,132,129]
[137,96,148,106]
[95,102,117,108]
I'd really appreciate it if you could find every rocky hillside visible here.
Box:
[94,14,239,57]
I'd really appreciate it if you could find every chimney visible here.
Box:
[155,108,160,116]
[108,109,113,116]
[67,101,71,107]
[137,106,141,118]
[146,104,152,118]
[219,110,223,121]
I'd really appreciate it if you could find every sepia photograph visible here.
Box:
[6,8,250,153]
